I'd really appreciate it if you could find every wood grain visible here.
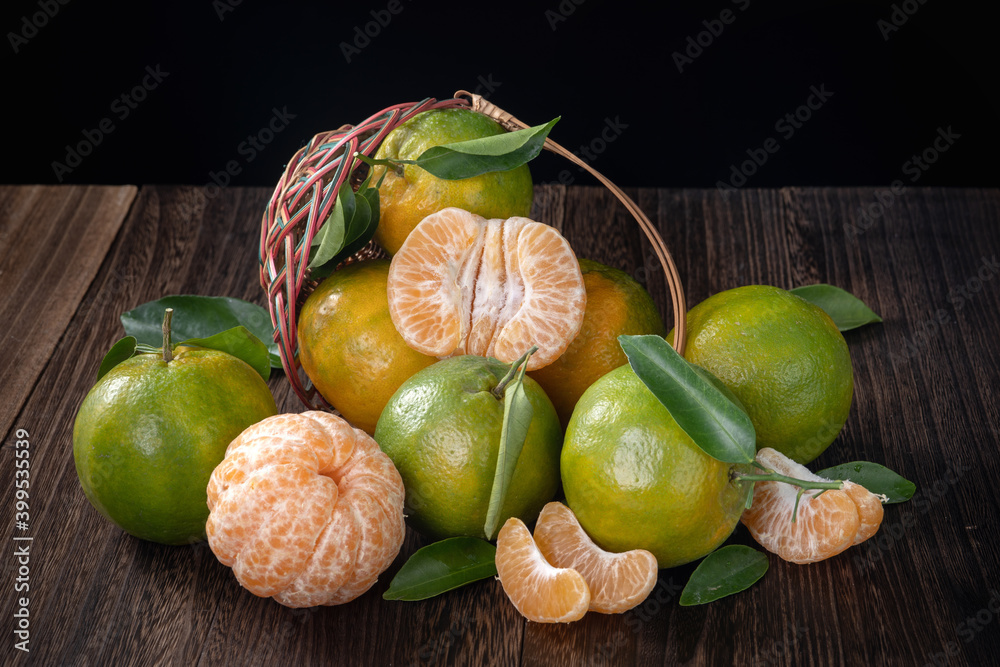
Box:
[1,185,998,666]
[0,185,137,440]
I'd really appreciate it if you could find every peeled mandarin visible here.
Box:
[206,411,406,607]
[386,207,586,371]
[741,447,884,564]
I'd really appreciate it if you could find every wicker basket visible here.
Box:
[260,91,687,409]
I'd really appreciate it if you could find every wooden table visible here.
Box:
[2,185,998,666]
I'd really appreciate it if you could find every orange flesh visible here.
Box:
[387,208,586,370]
[495,518,591,623]
[533,502,658,614]
[741,447,884,564]
[206,411,405,607]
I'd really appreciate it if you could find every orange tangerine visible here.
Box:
[206,411,406,607]
[386,207,586,371]
[529,258,665,427]
[297,260,435,434]
[533,502,658,614]
[741,447,884,564]
[495,517,591,623]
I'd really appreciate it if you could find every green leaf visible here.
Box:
[97,336,138,381]
[308,183,380,280]
[308,185,355,271]
[619,335,756,464]
[121,296,280,369]
[790,284,882,331]
[180,326,271,381]
[680,545,769,606]
[484,350,535,540]
[383,537,497,601]
[815,461,915,503]
[412,117,560,180]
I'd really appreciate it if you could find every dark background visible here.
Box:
[4,0,997,189]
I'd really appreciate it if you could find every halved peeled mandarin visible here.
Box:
[495,517,590,623]
[533,502,658,614]
[741,447,884,564]
[386,207,586,371]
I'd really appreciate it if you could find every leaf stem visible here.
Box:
[353,152,411,176]
[491,346,538,400]
[162,308,174,362]
[736,471,844,491]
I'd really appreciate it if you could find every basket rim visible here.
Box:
[259,92,687,410]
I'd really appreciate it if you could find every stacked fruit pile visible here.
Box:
[72,105,910,620]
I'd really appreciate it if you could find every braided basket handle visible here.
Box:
[261,94,686,409]
[453,91,687,354]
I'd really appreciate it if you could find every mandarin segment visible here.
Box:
[232,467,337,597]
[495,518,591,623]
[529,259,666,427]
[842,480,885,544]
[273,501,360,608]
[741,448,883,564]
[206,412,405,607]
[387,208,585,371]
[533,502,658,614]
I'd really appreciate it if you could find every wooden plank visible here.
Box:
[788,186,1000,667]
[2,185,998,666]
[0,186,275,665]
[522,186,1000,667]
[0,185,136,439]
[0,185,531,666]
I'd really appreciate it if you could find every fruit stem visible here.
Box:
[492,346,539,400]
[353,152,408,176]
[162,308,174,363]
[737,471,844,492]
